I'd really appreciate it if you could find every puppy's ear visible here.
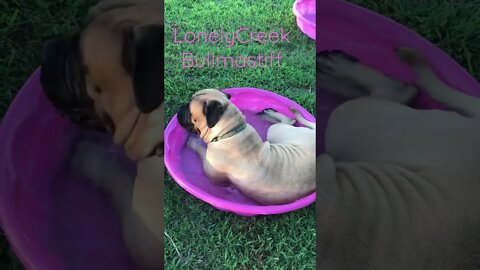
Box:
[216,88,231,99]
[122,24,164,113]
[203,100,224,128]
[177,103,193,131]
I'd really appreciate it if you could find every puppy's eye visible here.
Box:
[95,87,101,93]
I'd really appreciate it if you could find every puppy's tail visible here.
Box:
[290,107,316,129]
[396,47,480,118]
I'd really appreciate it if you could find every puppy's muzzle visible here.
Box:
[41,34,104,130]
[177,103,196,134]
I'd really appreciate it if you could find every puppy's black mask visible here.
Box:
[177,98,228,135]
[177,103,196,133]
[40,33,103,129]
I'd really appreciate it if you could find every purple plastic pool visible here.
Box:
[0,68,137,270]
[317,0,480,153]
[165,88,316,216]
[293,0,315,40]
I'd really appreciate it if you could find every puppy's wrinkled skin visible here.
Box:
[178,89,316,205]
[41,1,164,269]
[317,48,480,270]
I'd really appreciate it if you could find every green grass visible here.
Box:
[163,0,315,269]
[1,0,480,269]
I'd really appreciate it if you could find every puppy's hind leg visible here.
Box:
[258,107,315,129]
[257,108,296,125]
[317,50,418,104]
[290,107,316,129]
[396,47,480,118]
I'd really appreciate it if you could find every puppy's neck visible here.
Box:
[203,104,246,144]
[121,105,164,161]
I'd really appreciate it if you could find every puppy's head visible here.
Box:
[178,89,238,141]
[41,1,163,144]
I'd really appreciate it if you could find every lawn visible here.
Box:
[163,0,315,269]
[0,0,479,269]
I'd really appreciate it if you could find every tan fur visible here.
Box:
[186,89,316,205]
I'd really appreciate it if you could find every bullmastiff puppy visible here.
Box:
[317,47,480,269]
[40,0,163,269]
[177,89,316,205]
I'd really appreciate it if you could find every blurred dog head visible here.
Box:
[41,0,164,160]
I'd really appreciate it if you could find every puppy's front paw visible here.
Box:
[71,139,118,184]
[186,136,204,151]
